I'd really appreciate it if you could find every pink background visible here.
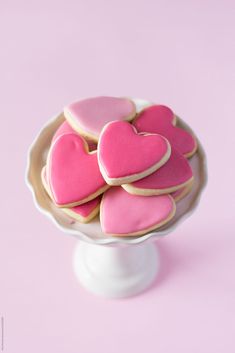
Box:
[1,1,235,352]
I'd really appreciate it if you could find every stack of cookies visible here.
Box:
[41,96,197,236]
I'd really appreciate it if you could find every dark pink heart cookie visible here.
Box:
[98,121,171,185]
[133,105,197,157]
[47,133,109,207]
[41,166,101,222]
[122,147,193,195]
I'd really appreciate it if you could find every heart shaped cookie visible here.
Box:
[47,133,109,207]
[64,96,136,142]
[100,187,176,236]
[41,166,101,222]
[98,121,171,185]
[133,105,197,158]
[52,121,97,151]
[122,147,193,195]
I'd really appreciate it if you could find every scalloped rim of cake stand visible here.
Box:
[26,98,207,246]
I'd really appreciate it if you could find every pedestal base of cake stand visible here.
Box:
[73,241,159,298]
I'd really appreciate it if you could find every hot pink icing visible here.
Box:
[64,96,135,138]
[128,147,193,190]
[100,187,174,235]
[133,105,196,156]
[52,121,97,151]
[98,121,170,179]
[47,133,107,206]
[42,166,101,217]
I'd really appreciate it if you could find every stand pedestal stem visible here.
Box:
[73,241,159,298]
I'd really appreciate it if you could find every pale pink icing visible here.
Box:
[47,133,107,206]
[64,96,135,138]
[129,147,193,190]
[42,167,101,216]
[98,121,169,178]
[133,105,196,156]
[100,187,174,235]
[52,121,97,151]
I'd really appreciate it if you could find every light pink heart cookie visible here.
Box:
[41,166,101,222]
[64,96,136,142]
[122,147,193,195]
[52,121,97,151]
[98,121,171,185]
[100,187,176,236]
[133,105,197,158]
[47,133,109,207]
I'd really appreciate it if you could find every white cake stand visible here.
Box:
[26,99,207,298]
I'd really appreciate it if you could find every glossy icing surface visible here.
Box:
[47,133,107,206]
[100,187,175,235]
[64,96,135,138]
[98,121,170,179]
[127,147,193,190]
[42,166,100,217]
[133,105,196,156]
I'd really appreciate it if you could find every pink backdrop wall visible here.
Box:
[1,1,235,352]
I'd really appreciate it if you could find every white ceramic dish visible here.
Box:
[26,98,207,297]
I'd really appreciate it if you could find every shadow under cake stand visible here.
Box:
[26,99,207,298]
